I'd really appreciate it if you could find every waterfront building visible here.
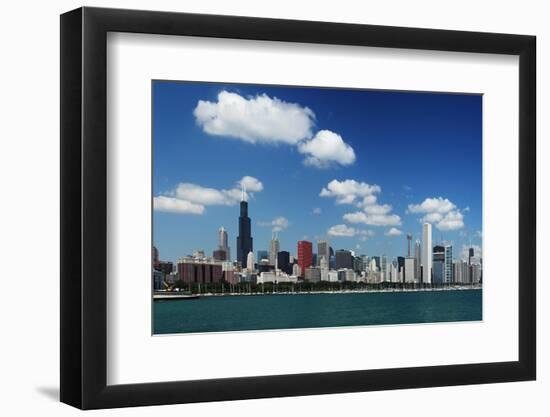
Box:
[305,266,321,282]
[297,240,313,277]
[360,255,369,272]
[397,256,405,280]
[381,255,388,281]
[335,249,353,270]
[292,263,302,277]
[246,251,255,272]
[328,270,339,282]
[353,256,364,273]
[414,239,421,280]
[157,260,173,275]
[152,246,159,269]
[337,268,356,282]
[236,189,253,268]
[433,245,445,284]
[153,269,164,290]
[422,223,433,284]
[471,263,482,283]
[269,233,280,266]
[444,245,453,283]
[221,261,238,284]
[369,258,377,272]
[257,259,274,273]
[390,262,399,283]
[372,256,381,271]
[453,261,460,284]
[277,251,291,274]
[320,256,329,281]
[433,260,444,284]
[404,257,417,283]
[317,240,330,266]
[177,257,223,284]
[166,271,177,285]
[461,259,470,283]
[258,270,298,284]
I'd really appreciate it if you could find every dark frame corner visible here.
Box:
[60,6,536,410]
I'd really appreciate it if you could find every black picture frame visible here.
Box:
[60,6,536,410]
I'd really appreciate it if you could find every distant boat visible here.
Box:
[153,293,200,300]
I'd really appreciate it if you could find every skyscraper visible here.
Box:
[422,223,433,284]
[317,240,330,266]
[277,251,291,274]
[404,257,417,283]
[236,189,253,268]
[444,245,453,283]
[218,226,230,261]
[269,233,280,266]
[246,251,255,272]
[414,239,421,281]
[297,241,313,277]
[380,255,388,281]
[335,249,353,270]
[432,245,445,284]
[406,233,412,257]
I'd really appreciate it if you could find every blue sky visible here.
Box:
[153,81,482,263]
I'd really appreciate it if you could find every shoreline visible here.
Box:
[154,285,482,299]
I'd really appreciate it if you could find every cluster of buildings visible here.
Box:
[153,193,482,291]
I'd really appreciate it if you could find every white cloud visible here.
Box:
[258,216,289,232]
[312,207,322,215]
[174,183,238,206]
[327,224,374,238]
[322,179,401,227]
[356,195,377,207]
[408,197,456,214]
[193,91,314,145]
[385,227,402,236]
[297,130,356,168]
[408,197,465,231]
[422,212,443,223]
[327,224,356,237]
[153,196,205,215]
[343,211,402,227]
[320,179,380,205]
[154,176,262,215]
[436,210,464,231]
[363,203,392,215]
[238,176,263,193]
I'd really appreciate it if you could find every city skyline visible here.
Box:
[153,81,482,264]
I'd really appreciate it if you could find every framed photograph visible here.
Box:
[60,6,536,409]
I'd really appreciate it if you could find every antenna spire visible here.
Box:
[241,182,246,202]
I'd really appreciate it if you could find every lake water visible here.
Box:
[153,289,482,334]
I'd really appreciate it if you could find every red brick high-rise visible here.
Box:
[297,240,313,277]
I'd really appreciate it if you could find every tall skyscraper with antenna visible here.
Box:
[237,184,253,268]
[406,233,413,257]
